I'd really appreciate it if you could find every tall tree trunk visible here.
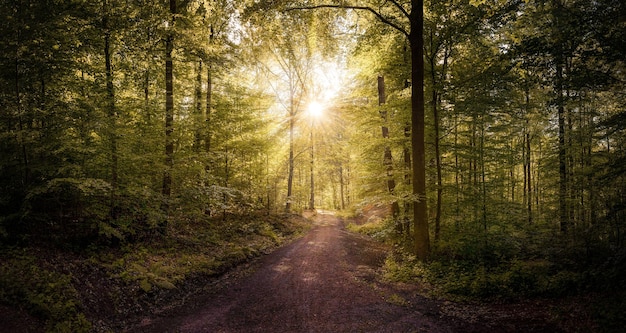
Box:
[525,120,533,224]
[470,118,477,221]
[346,165,351,206]
[480,116,487,233]
[339,165,345,210]
[144,71,150,121]
[410,0,429,260]
[556,60,568,233]
[403,122,412,235]
[512,138,516,203]
[586,102,596,225]
[454,108,460,230]
[536,138,542,216]
[14,18,29,187]
[103,4,118,217]
[286,110,294,212]
[378,76,400,228]
[552,0,568,234]
[523,84,532,224]
[431,65,442,242]
[205,28,213,154]
[309,129,315,210]
[205,64,212,153]
[15,56,29,187]
[162,0,176,226]
[194,60,203,152]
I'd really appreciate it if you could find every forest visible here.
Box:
[1,0,625,332]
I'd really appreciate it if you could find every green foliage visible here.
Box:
[108,213,310,295]
[382,252,424,283]
[355,212,620,301]
[0,253,91,333]
[380,247,589,301]
[347,216,395,242]
[21,178,111,243]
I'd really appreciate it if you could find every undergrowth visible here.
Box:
[348,213,626,333]
[0,253,91,332]
[0,212,310,332]
[381,251,587,300]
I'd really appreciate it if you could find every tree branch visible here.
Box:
[286,4,410,39]
[388,0,410,20]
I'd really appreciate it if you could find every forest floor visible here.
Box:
[125,211,578,333]
[1,210,604,332]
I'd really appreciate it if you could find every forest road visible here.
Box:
[128,211,454,333]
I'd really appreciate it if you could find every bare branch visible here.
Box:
[387,0,410,20]
[286,4,410,38]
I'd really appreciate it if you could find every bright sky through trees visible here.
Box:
[307,101,324,119]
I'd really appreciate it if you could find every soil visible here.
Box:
[125,211,570,333]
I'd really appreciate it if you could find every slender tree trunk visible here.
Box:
[552,0,568,234]
[15,58,29,187]
[266,155,271,213]
[454,109,460,230]
[557,61,568,233]
[567,93,576,225]
[525,119,533,224]
[194,60,203,152]
[205,30,213,154]
[286,111,294,212]
[470,118,477,221]
[536,138,542,216]
[346,165,351,206]
[586,102,596,225]
[512,138,516,203]
[162,0,176,226]
[309,129,315,210]
[479,116,487,230]
[144,71,150,120]
[410,0,429,260]
[431,67,442,242]
[339,165,345,210]
[522,84,532,223]
[378,76,400,227]
[14,18,29,187]
[403,122,412,235]
[103,5,119,217]
[205,65,212,153]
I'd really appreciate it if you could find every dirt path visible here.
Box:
[129,212,453,333]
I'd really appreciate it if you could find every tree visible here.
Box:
[161,0,176,228]
[378,75,401,228]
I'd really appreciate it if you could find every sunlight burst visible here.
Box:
[307,101,324,119]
